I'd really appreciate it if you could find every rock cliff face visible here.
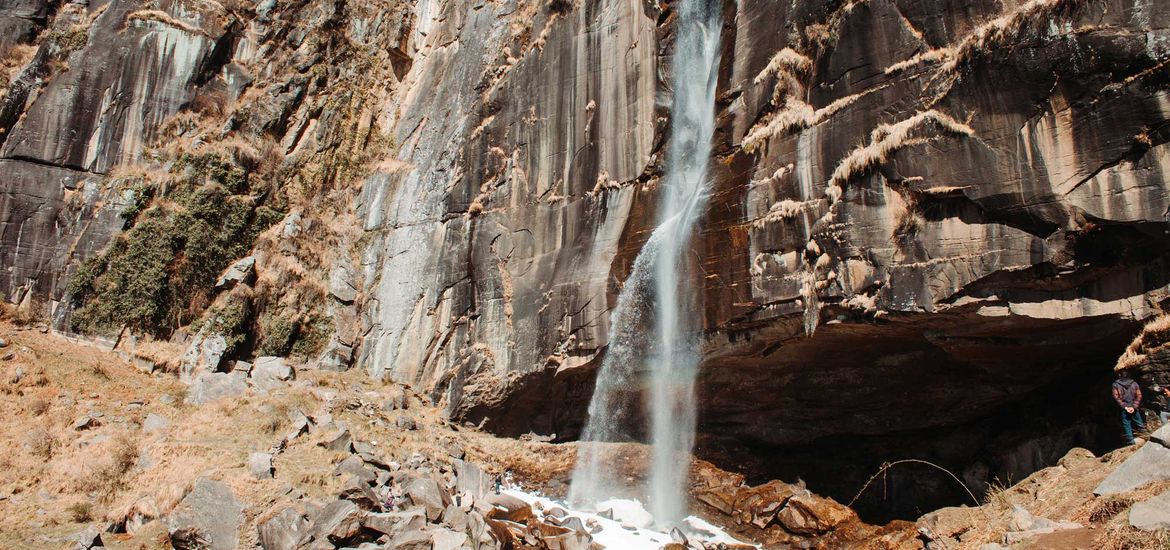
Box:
[3,0,1170,521]
[357,0,1170,437]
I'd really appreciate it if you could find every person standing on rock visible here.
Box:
[1113,369,1145,445]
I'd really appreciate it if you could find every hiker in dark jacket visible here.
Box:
[1113,369,1145,445]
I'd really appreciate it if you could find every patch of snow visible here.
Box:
[502,489,757,549]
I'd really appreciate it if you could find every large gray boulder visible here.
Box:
[406,477,452,521]
[362,508,426,538]
[249,452,274,479]
[180,332,228,381]
[306,500,363,544]
[186,372,248,405]
[166,478,244,550]
[216,256,256,289]
[250,356,294,393]
[258,506,308,550]
[1129,489,1170,532]
[1095,425,1170,495]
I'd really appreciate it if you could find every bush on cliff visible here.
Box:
[67,152,284,337]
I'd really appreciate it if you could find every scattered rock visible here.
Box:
[250,356,294,392]
[72,415,100,431]
[143,413,169,433]
[0,337,8,348]
[166,478,244,550]
[185,372,247,405]
[258,507,308,550]
[486,493,533,524]
[1129,488,1170,531]
[335,455,377,485]
[249,452,274,479]
[396,415,417,431]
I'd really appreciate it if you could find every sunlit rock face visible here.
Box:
[0,0,234,311]
[358,0,1170,446]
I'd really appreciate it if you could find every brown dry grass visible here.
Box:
[924,444,1170,549]
[1116,313,1170,371]
[0,321,578,548]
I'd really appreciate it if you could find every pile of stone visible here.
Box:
[255,442,597,550]
[691,467,920,548]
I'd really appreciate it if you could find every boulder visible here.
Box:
[485,493,533,524]
[143,413,169,433]
[249,452,274,479]
[441,504,469,532]
[1129,489,1170,531]
[362,508,426,537]
[321,428,353,452]
[431,527,469,550]
[250,356,294,393]
[396,415,418,430]
[383,386,409,411]
[329,261,357,303]
[216,256,255,289]
[406,477,452,521]
[335,455,377,485]
[69,525,102,549]
[316,337,353,371]
[1094,427,1170,495]
[454,459,490,500]
[186,372,247,405]
[775,493,856,536]
[339,475,380,510]
[180,332,228,381]
[390,529,432,550]
[166,478,244,550]
[72,415,99,431]
[307,500,363,544]
[258,507,308,550]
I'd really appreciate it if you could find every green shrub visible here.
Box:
[68,152,283,337]
[291,315,332,357]
[257,310,296,356]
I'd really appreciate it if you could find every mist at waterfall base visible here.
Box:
[569,0,722,526]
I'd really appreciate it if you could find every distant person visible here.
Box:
[1112,369,1145,445]
[1151,384,1170,426]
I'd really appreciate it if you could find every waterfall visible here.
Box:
[570,0,722,525]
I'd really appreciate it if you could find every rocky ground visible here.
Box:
[0,316,1167,550]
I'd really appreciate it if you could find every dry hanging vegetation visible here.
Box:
[1115,313,1170,372]
[827,110,975,189]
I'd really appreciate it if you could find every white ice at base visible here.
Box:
[502,489,757,549]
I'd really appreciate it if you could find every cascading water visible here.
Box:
[570,0,721,525]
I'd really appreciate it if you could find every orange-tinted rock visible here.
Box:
[776,493,858,536]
